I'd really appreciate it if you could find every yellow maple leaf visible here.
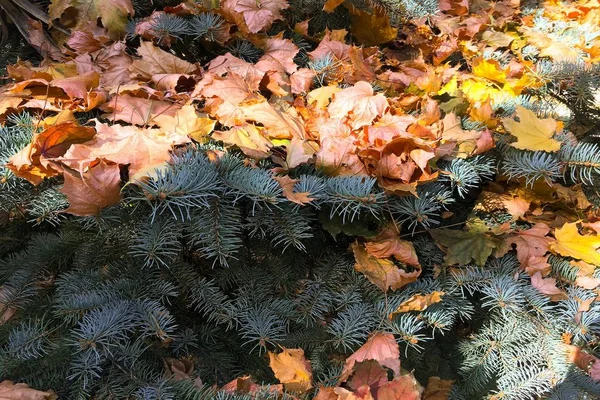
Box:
[268,348,312,393]
[502,106,561,152]
[388,291,444,320]
[472,58,507,84]
[550,222,600,265]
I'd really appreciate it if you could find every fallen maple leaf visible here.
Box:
[341,332,400,382]
[129,42,197,80]
[268,348,312,393]
[530,272,568,301]
[352,242,420,292]
[472,57,508,84]
[550,222,600,265]
[376,374,421,400]
[61,159,121,216]
[364,225,420,266]
[62,121,189,177]
[101,94,182,126]
[502,223,554,273]
[154,105,216,143]
[212,124,272,159]
[48,0,134,39]
[430,221,501,266]
[328,81,388,130]
[388,292,444,319]
[502,106,561,152]
[8,122,96,185]
[228,0,289,33]
[348,361,388,393]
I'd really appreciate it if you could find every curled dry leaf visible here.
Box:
[226,0,289,33]
[268,348,312,393]
[352,242,420,292]
[341,332,400,382]
[212,124,272,159]
[501,223,554,274]
[388,292,445,319]
[273,175,314,205]
[364,224,420,266]
[8,122,96,185]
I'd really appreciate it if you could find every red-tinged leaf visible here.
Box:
[206,54,265,91]
[256,37,299,75]
[308,30,351,62]
[61,159,121,216]
[75,41,134,86]
[439,0,469,16]
[341,332,400,381]
[364,225,420,266]
[66,30,110,54]
[11,71,101,101]
[199,72,252,105]
[328,81,388,130]
[274,175,314,205]
[531,272,568,301]
[376,374,421,400]
[227,0,289,33]
[315,118,366,175]
[503,224,554,273]
[290,68,316,94]
[348,361,388,393]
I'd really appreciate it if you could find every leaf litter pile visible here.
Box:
[2,0,600,397]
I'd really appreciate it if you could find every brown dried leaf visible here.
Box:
[61,159,121,216]
[352,242,420,292]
